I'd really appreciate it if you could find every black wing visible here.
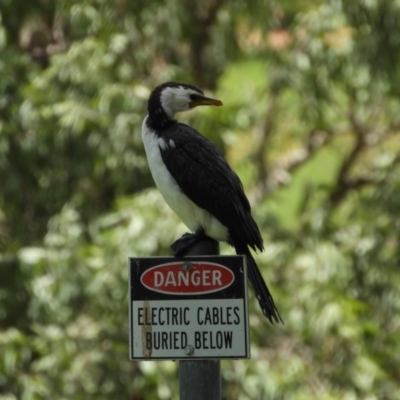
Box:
[160,122,263,251]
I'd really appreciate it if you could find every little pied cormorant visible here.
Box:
[141,82,282,324]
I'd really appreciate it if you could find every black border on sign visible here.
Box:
[128,255,250,360]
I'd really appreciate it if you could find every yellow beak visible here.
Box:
[189,95,223,108]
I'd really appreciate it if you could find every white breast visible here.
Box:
[141,116,228,242]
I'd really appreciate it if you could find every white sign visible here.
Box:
[131,299,248,359]
[129,256,250,360]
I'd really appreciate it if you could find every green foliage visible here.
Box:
[1,0,400,399]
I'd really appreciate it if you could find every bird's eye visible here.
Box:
[190,94,203,101]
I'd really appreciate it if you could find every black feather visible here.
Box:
[157,121,282,323]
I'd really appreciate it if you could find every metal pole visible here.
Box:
[179,239,221,400]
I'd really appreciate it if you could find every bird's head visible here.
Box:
[148,82,223,120]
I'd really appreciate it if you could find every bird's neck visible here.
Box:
[146,104,176,132]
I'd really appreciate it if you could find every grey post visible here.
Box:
[179,239,221,400]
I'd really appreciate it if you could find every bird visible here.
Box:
[141,81,282,324]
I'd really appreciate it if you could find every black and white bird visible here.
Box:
[141,82,282,323]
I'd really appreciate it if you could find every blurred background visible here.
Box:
[1,0,400,399]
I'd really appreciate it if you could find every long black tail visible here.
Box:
[237,246,283,324]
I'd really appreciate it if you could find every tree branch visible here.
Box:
[328,112,400,207]
[254,87,280,189]
[185,0,225,87]
[267,128,335,191]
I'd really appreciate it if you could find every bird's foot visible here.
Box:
[171,231,218,256]
[171,232,204,256]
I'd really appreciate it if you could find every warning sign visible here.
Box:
[129,256,249,360]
